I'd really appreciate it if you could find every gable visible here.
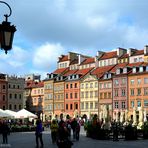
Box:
[83,74,97,82]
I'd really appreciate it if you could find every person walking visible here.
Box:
[71,118,77,140]
[35,119,44,148]
[75,121,80,141]
[50,119,58,144]
[1,120,10,144]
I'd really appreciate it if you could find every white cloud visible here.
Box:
[33,43,66,71]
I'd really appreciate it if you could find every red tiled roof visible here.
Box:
[69,59,78,65]
[91,65,115,78]
[127,62,143,67]
[80,57,95,65]
[53,67,69,74]
[110,63,128,73]
[118,53,129,59]
[26,81,44,88]
[99,51,117,60]
[63,69,78,76]
[58,55,69,62]
[75,67,94,78]
[132,50,144,56]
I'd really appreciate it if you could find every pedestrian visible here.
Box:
[35,119,44,148]
[1,120,10,144]
[112,120,119,141]
[50,119,58,144]
[71,118,77,140]
[75,121,80,141]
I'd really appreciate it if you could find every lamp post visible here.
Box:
[0,1,16,54]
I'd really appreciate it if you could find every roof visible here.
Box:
[131,49,144,56]
[91,65,115,78]
[118,53,129,59]
[63,69,78,76]
[58,55,69,62]
[80,57,95,65]
[110,63,128,73]
[52,67,69,75]
[127,62,144,68]
[69,59,78,65]
[26,81,44,88]
[99,51,117,60]
[75,67,94,78]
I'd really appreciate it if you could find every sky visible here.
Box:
[1,0,148,79]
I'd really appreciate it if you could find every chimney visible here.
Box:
[144,45,148,55]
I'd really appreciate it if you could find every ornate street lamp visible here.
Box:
[0,1,16,54]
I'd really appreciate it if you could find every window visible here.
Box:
[130,89,134,96]
[66,104,68,110]
[115,101,118,109]
[95,102,98,109]
[81,92,84,98]
[86,103,88,109]
[66,93,68,99]
[131,101,134,108]
[90,83,93,88]
[9,84,11,88]
[144,100,148,107]
[139,66,143,72]
[3,95,5,101]
[144,88,148,95]
[81,103,84,109]
[115,89,118,97]
[100,93,103,99]
[70,84,73,88]
[123,68,127,73]
[75,104,78,109]
[9,104,12,110]
[130,79,134,85]
[15,94,17,99]
[104,92,107,98]
[70,93,73,99]
[144,78,148,84]
[66,84,68,89]
[137,79,141,85]
[70,104,72,110]
[3,85,5,89]
[95,91,98,97]
[108,92,111,98]
[122,102,125,109]
[121,78,126,85]
[90,91,93,98]
[132,67,136,73]
[137,88,141,96]
[85,91,88,98]
[19,94,22,99]
[85,83,88,89]
[17,85,20,89]
[74,83,77,88]
[95,82,98,88]
[134,58,137,62]
[121,89,126,96]
[114,79,119,85]
[137,100,141,107]
[75,93,78,98]
[14,105,17,110]
[90,102,93,109]
[81,84,84,89]
[116,69,120,74]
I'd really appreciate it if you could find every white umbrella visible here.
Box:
[5,110,17,118]
[0,109,13,118]
[16,109,37,119]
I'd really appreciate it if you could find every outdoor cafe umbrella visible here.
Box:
[15,109,37,119]
[0,109,13,118]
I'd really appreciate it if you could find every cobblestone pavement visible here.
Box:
[0,127,148,148]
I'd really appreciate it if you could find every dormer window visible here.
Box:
[139,66,143,72]
[104,74,107,79]
[123,68,127,73]
[146,66,148,71]
[132,67,136,73]
[116,68,120,74]
[108,73,111,78]
[74,75,77,79]
[70,75,73,79]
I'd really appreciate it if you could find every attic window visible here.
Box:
[108,73,111,78]
[104,74,107,79]
[139,66,143,72]
[132,67,136,73]
[123,68,127,73]
[116,69,120,74]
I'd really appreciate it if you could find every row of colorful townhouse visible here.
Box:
[25,45,148,121]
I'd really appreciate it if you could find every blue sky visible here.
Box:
[1,0,148,79]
